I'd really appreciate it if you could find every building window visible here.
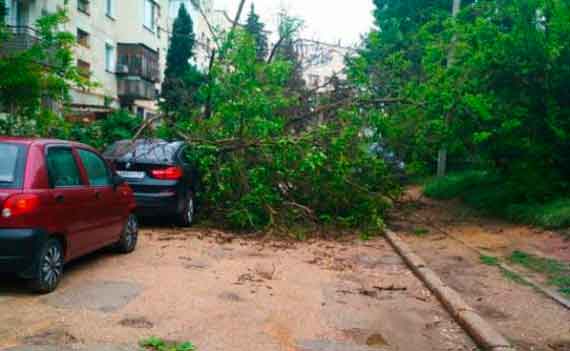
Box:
[105,44,115,72]
[136,107,145,119]
[105,0,115,18]
[77,28,90,47]
[77,59,91,78]
[143,0,156,32]
[77,0,90,15]
[4,0,15,26]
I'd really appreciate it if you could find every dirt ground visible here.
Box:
[0,226,475,351]
[389,187,570,351]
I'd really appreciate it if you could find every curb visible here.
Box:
[497,262,570,310]
[385,229,515,351]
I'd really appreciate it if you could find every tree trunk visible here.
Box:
[437,0,462,177]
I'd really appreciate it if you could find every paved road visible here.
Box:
[0,228,475,351]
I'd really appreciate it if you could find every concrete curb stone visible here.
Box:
[384,229,515,351]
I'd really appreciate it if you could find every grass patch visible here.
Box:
[412,227,430,237]
[423,171,570,229]
[141,337,196,351]
[480,254,499,266]
[508,250,570,297]
[500,267,531,286]
[480,254,532,286]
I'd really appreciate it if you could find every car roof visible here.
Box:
[111,139,184,146]
[0,136,97,150]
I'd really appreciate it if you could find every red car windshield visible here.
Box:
[0,143,27,188]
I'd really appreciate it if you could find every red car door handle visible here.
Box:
[55,194,65,204]
[95,191,102,200]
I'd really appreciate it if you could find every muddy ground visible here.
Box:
[0,227,475,351]
[389,187,570,351]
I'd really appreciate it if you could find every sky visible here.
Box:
[214,0,375,46]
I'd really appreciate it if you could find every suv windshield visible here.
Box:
[104,140,180,163]
[0,143,26,188]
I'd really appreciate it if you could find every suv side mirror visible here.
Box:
[112,175,125,189]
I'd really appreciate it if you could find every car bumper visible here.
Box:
[134,192,184,216]
[0,228,47,277]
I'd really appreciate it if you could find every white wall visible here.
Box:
[10,0,170,115]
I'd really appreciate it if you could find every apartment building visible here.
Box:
[1,0,170,120]
[296,39,355,92]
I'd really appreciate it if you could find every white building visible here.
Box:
[296,39,355,91]
[2,0,170,121]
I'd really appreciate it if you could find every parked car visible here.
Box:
[0,137,138,293]
[369,142,407,182]
[104,139,199,226]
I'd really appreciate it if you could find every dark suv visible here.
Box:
[0,137,138,293]
[104,139,199,226]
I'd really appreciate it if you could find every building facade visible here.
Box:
[296,39,354,92]
[2,0,170,121]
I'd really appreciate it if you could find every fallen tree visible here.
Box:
[173,31,401,233]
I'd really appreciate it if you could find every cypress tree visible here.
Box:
[245,4,268,61]
[161,4,203,120]
[164,4,195,78]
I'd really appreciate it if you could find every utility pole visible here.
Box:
[437,0,462,177]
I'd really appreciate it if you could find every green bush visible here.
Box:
[68,110,141,150]
[507,200,570,229]
[423,171,491,200]
[424,171,570,229]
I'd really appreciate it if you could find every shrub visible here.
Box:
[423,171,491,200]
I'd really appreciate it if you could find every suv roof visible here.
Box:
[103,139,185,163]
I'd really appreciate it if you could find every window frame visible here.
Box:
[105,43,116,73]
[77,59,91,78]
[105,0,115,19]
[45,145,85,189]
[77,0,90,16]
[77,148,113,188]
[77,28,90,48]
[143,0,156,33]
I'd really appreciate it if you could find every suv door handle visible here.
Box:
[55,194,65,204]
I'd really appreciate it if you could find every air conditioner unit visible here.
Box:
[116,64,129,74]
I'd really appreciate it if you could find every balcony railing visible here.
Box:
[0,26,39,57]
[116,43,160,83]
[117,76,157,101]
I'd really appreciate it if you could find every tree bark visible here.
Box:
[437,0,462,178]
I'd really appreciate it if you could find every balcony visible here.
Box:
[0,26,39,57]
[116,43,160,83]
[116,43,159,101]
[117,77,157,101]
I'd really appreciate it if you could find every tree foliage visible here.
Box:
[161,4,205,121]
[177,30,399,233]
[349,0,570,201]
[70,110,142,150]
[0,8,87,135]
[245,4,268,61]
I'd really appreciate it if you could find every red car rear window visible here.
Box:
[0,143,27,188]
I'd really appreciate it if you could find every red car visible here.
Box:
[0,137,138,293]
